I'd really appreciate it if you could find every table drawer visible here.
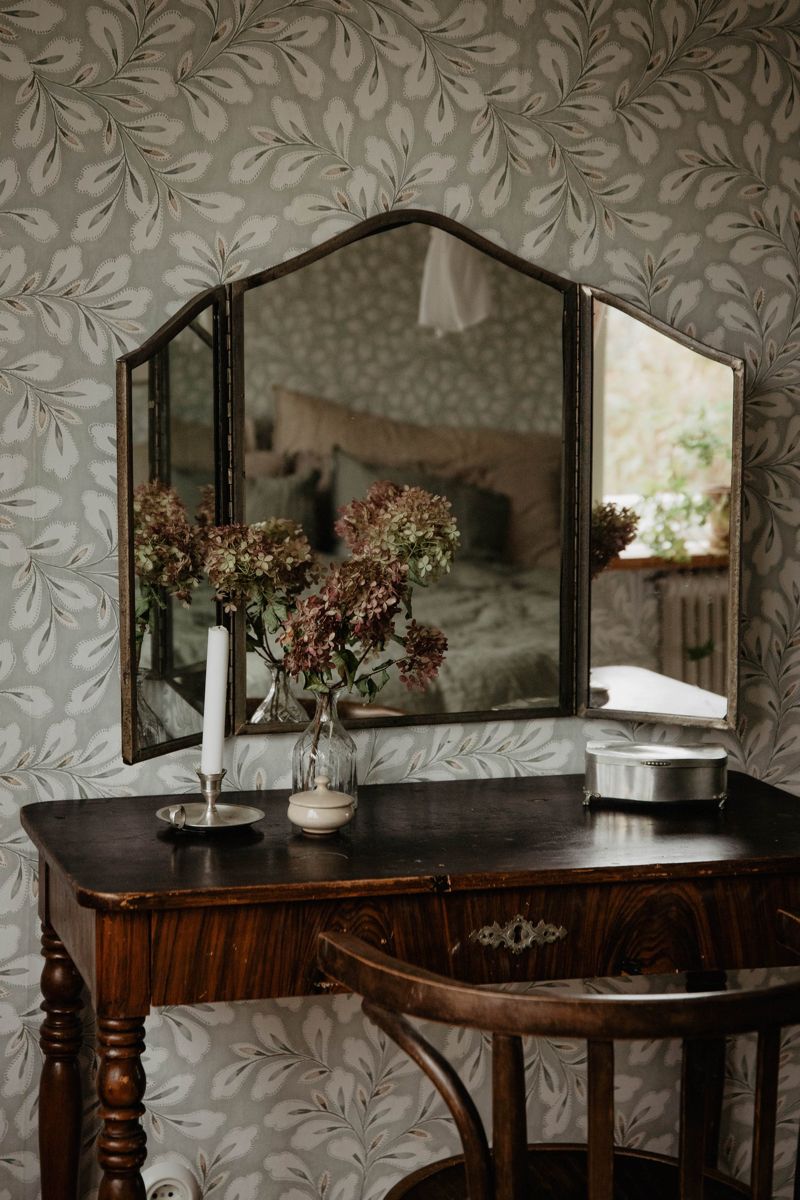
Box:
[443,874,800,983]
[151,893,450,1005]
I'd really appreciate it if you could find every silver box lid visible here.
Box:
[585,741,727,769]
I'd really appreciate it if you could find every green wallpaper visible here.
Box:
[2,2,800,1197]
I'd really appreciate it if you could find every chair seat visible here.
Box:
[385,1144,751,1200]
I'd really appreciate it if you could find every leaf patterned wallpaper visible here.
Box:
[1,1,800,1197]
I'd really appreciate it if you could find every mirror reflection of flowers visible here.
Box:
[204,517,318,670]
[132,481,204,667]
[281,482,457,701]
[590,502,639,579]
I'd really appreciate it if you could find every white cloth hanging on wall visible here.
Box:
[418,228,492,335]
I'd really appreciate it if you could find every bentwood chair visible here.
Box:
[318,932,800,1200]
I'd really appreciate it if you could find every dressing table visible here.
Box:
[23,771,800,1200]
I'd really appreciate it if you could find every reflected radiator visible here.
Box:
[659,572,728,694]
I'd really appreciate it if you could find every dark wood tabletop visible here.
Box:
[21,771,800,911]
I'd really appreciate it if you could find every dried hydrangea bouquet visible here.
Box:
[280,482,458,802]
[132,480,458,782]
[190,480,458,801]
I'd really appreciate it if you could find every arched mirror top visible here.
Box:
[235,209,580,297]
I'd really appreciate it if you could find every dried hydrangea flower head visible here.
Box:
[335,481,459,583]
[280,559,410,683]
[132,481,204,607]
[280,483,455,701]
[322,559,408,647]
[397,621,448,691]
[204,517,318,670]
[132,481,205,669]
[204,519,317,613]
[590,501,639,578]
[279,593,339,680]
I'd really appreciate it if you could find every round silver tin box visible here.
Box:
[584,741,727,807]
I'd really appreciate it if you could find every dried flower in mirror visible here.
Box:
[204,518,318,669]
[195,483,216,528]
[590,501,639,578]
[132,481,205,661]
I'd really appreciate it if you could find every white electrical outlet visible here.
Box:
[142,1159,201,1200]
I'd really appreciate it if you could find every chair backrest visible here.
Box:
[318,931,800,1200]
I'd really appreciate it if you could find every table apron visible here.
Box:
[147,873,800,1006]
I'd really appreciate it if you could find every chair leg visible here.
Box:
[686,969,727,1169]
[492,1034,529,1200]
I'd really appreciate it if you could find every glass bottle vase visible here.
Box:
[292,692,357,806]
[251,663,306,724]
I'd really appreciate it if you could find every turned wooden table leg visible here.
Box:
[40,922,84,1200]
[97,1016,147,1200]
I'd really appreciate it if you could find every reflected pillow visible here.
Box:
[272,387,561,568]
[333,448,509,562]
[245,467,320,544]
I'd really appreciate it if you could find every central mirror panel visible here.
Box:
[234,220,573,730]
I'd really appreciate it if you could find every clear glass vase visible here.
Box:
[250,663,306,724]
[292,692,357,805]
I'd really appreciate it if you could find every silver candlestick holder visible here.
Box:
[156,768,265,833]
[194,768,229,827]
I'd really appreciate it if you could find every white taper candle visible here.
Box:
[200,626,229,775]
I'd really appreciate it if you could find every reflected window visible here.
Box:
[595,304,733,562]
[590,299,739,722]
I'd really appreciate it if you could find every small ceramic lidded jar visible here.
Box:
[287,775,355,836]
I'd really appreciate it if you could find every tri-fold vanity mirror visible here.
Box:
[117,213,743,763]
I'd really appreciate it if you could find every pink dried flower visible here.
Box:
[322,559,408,649]
[335,481,458,582]
[397,621,447,690]
[280,594,339,678]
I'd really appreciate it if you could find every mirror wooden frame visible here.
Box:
[117,286,231,763]
[227,210,583,736]
[575,285,745,731]
[115,217,746,764]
